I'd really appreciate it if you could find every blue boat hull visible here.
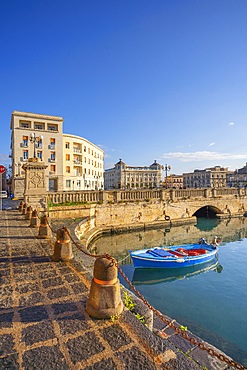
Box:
[129,244,218,269]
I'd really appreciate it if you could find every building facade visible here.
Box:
[164,174,183,189]
[10,111,104,197]
[226,163,247,188]
[104,159,164,190]
[183,166,229,188]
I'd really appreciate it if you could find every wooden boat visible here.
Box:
[129,238,220,269]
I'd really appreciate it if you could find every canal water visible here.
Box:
[91,217,247,366]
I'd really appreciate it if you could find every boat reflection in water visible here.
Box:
[132,258,223,286]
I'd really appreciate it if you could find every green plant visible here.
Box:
[121,288,147,326]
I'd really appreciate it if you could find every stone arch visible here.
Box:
[193,205,222,218]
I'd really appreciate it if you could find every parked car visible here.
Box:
[0,190,8,198]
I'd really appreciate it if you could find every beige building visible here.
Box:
[183,166,229,188]
[63,134,104,191]
[10,111,104,196]
[104,159,164,190]
[226,163,247,188]
[164,174,183,189]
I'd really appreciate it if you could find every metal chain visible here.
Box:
[34,217,246,370]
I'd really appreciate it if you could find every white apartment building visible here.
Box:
[10,111,104,196]
[104,159,164,190]
[63,134,104,191]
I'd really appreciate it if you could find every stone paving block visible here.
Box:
[66,331,105,364]
[38,269,58,279]
[16,282,40,294]
[41,276,64,288]
[0,285,13,296]
[0,334,15,356]
[100,324,133,351]
[0,312,14,329]
[21,321,56,346]
[22,345,68,370]
[0,296,14,309]
[51,301,79,315]
[58,313,89,335]
[70,282,88,294]
[47,286,70,300]
[63,273,81,283]
[117,346,157,370]
[19,305,49,323]
[19,292,44,307]
[0,353,19,369]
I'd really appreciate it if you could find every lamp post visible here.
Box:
[165,164,171,189]
[29,133,43,159]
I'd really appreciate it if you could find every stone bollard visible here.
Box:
[25,206,33,220]
[37,215,52,239]
[30,209,40,228]
[86,257,124,319]
[19,201,23,212]
[22,203,27,215]
[51,227,74,262]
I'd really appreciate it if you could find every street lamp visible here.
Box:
[165,164,171,189]
[29,133,43,159]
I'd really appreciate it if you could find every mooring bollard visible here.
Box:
[19,201,23,212]
[30,209,40,228]
[22,203,27,215]
[37,215,51,239]
[25,206,33,220]
[86,257,124,319]
[51,227,74,262]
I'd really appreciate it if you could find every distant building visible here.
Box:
[163,174,183,189]
[10,111,104,197]
[104,159,164,190]
[183,166,229,188]
[226,163,247,188]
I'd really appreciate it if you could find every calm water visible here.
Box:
[91,217,247,366]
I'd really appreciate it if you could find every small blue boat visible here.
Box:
[129,238,220,269]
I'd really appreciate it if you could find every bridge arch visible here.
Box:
[193,205,222,218]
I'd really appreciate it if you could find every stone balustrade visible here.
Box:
[47,187,245,205]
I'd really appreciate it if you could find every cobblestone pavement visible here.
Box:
[0,207,237,369]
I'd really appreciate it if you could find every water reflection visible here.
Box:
[90,217,247,261]
[132,258,223,285]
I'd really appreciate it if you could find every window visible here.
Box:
[66,180,71,187]
[65,142,70,149]
[37,151,42,160]
[66,154,70,161]
[50,165,56,173]
[48,124,58,131]
[23,150,28,160]
[77,180,81,187]
[50,138,55,149]
[50,152,55,161]
[66,166,70,173]
[84,146,86,152]
[88,148,90,154]
[36,138,42,148]
[22,136,28,147]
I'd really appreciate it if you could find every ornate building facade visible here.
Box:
[183,166,229,188]
[104,159,164,190]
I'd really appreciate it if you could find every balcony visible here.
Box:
[73,160,82,165]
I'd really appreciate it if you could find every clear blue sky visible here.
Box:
[1,0,247,175]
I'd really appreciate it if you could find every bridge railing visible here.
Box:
[47,187,246,205]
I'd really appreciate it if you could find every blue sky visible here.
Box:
[1,0,247,175]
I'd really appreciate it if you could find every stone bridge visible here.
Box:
[47,188,247,230]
